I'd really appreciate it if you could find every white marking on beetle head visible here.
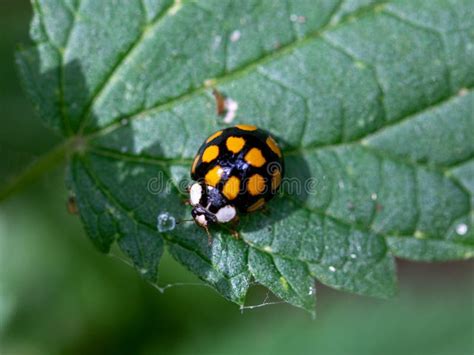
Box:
[195,214,208,227]
[190,183,202,206]
[215,205,237,223]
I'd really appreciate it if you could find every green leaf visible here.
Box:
[15,0,474,312]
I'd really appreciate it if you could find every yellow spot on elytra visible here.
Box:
[226,136,245,153]
[205,165,223,187]
[223,176,240,200]
[245,148,266,167]
[266,136,282,157]
[202,145,219,163]
[206,130,223,143]
[236,124,257,131]
[247,174,266,196]
[271,169,282,191]
[191,154,200,174]
[247,197,266,212]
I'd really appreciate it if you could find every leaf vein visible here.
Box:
[382,8,454,94]
[77,0,182,133]
[80,157,148,266]
[85,1,391,137]
[58,0,81,135]
[321,35,388,126]
[284,87,473,157]
[78,153,240,279]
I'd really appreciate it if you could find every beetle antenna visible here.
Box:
[176,219,194,224]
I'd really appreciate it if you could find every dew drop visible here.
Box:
[328,266,336,272]
[371,193,378,201]
[157,212,176,232]
[139,268,148,275]
[350,253,357,259]
[230,30,241,42]
[308,285,315,295]
[120,118,128,126]
[456,223,468,236]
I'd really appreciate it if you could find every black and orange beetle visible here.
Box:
[189,124,284,233]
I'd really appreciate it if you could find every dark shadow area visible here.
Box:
[0,2,60,184]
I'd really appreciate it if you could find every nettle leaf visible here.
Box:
[17,0,474,312]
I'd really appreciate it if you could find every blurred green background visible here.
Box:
[1,2,473,355]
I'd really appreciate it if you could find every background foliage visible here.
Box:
[0,1,473,354]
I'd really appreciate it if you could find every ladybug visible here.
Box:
[189,124,284,234]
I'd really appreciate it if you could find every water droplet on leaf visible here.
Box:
[230,30,241,42]
[157,212,176,232]
[456,223,468,235]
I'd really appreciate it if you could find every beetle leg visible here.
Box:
[228,215,240,239]
[261,205,270,215]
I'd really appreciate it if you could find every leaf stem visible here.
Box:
[0,139,75,202]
